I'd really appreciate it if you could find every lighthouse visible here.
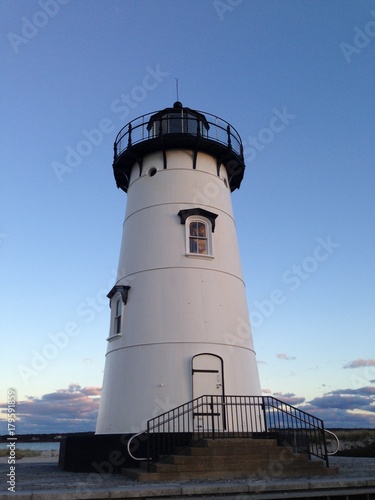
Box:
[96,102,262,434]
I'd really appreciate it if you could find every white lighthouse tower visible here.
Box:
[96,102,262,434]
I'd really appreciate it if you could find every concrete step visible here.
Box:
[176,444,301,458]
[122,462,335,482]
[152,457,323,473]
[194,437,278,448]
[122,468,263,482]
[121,437,337,482]
[159,451,310,467]
[179,446,265,456]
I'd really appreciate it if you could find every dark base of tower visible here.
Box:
[58,432,194,473]
[58,432,336,481]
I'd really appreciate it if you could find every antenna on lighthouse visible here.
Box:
[175,78,179,101]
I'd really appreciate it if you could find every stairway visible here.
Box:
[122,437,338,482]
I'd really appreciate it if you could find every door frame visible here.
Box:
[191,353,226,430]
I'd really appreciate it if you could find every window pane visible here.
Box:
[189,221,208,254]
[168,113,182,133]
[185,116,197,134]
[197,222,206,237]
[190,222,198,236]
[189,237,198,253]
[116,298,122,317]
[197,239,207,254]
[115,298,122,334]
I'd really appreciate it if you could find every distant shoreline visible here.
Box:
[0,431,94,443]
[1,429,372,442]
[1,429,373,458]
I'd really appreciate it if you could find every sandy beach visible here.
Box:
[0,449,59,464]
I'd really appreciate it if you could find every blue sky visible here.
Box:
[1,0,374,434]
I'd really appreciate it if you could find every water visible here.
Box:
[0,442,60,451]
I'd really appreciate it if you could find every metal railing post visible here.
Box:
[196,117,200,137]
[227,125,232,149]
[262,396,268,435]
[127,123,132,148]
[146,420,150,472]
[321,425,329,467]
[210,395,215,439]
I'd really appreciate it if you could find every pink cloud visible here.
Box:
[0,384,102,434]
[81,386,102,396]
[269,391,305,405]
[343,359,375,369]
[276,353,296,361]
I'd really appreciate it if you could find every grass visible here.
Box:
[0,449,42,459]
[329,429,375,441]
[327,429,375,457]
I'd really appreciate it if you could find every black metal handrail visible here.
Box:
[127,395,329,471]
[113,109,244,161]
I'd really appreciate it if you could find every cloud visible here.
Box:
[264,385,375,428]
[1,381,374,435]
[276,353,296,361]
[329,387,375,396]
[299,385,375,428]
[300,406,375,428]
[269,391,305,406]
[81,386,101,396]
[0,384,101,434]
[307,394,369,410]
[343,359,375,369]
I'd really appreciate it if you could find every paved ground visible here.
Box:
[0,456,374,499]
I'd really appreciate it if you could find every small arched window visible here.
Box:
[106,285,130,341]
[189,220,208,255]
[185,217,214,257]
[114,297,122,335]
[178,209,217,259]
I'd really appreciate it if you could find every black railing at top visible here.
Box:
[127,395,329,472]
[113,109,244,162]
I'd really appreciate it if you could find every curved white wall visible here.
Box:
[96,150,261,434]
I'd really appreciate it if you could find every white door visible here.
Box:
[192,353,225,431]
